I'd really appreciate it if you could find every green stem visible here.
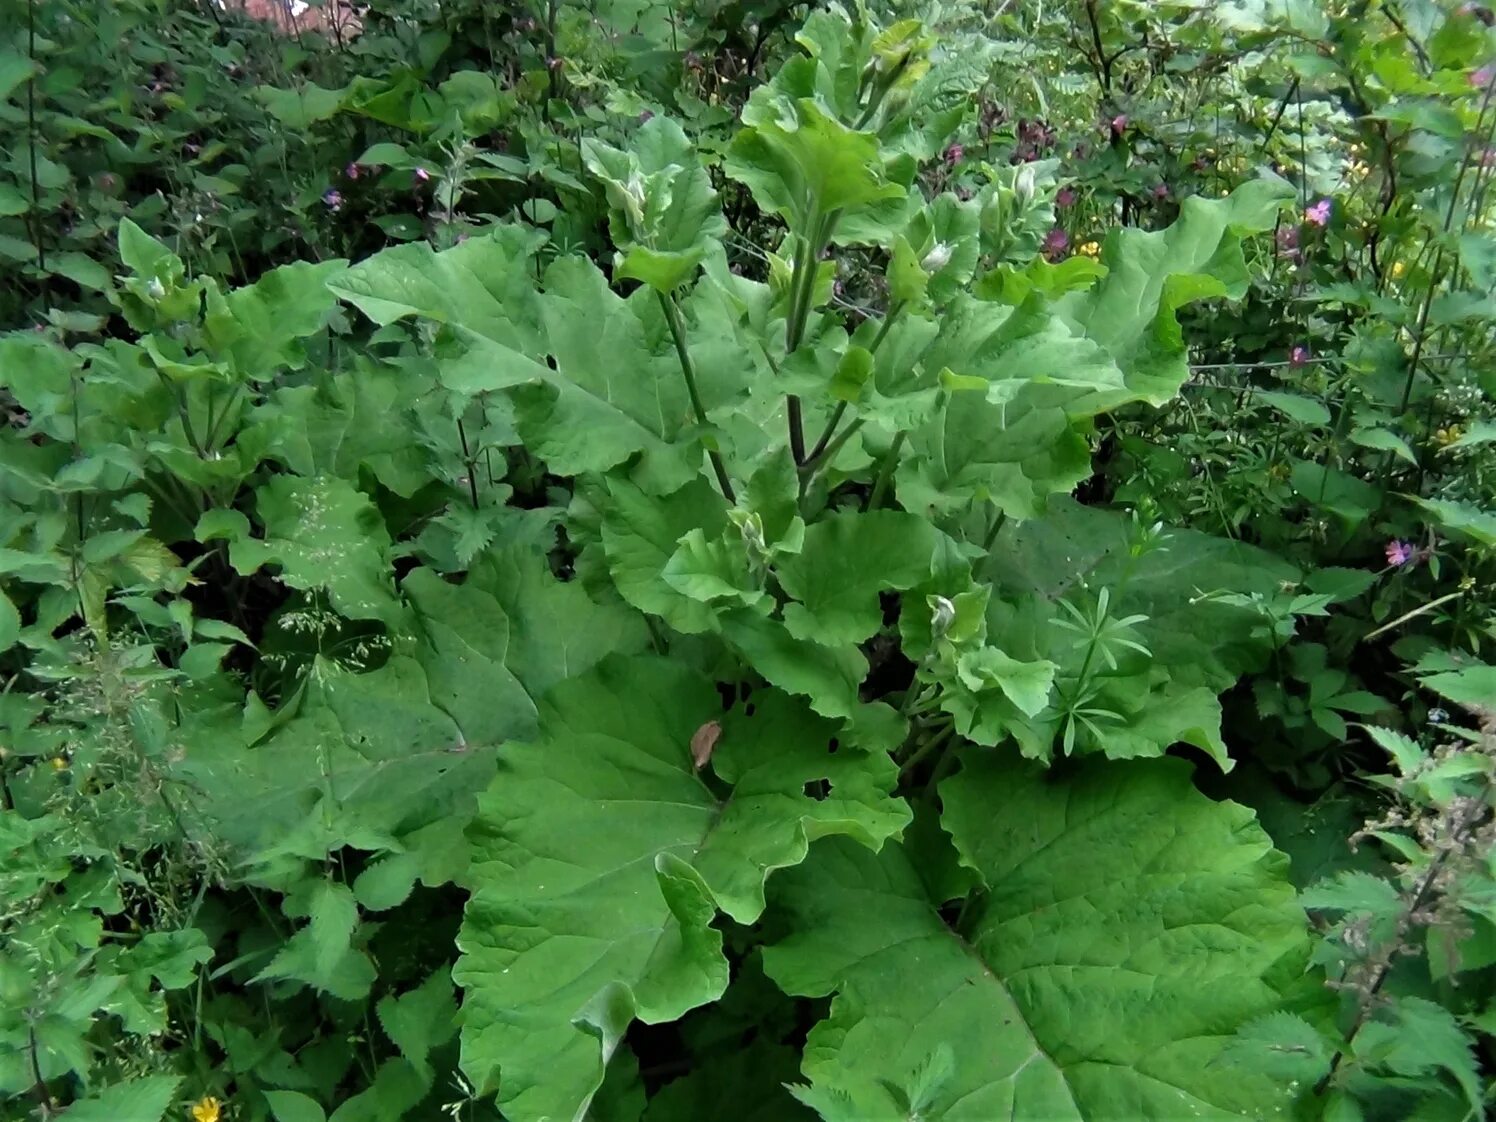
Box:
[784,211,842,464]
[802,301,904,471]
[659,291,736,504]
[864,430,906,511]
[898,723,953,783]
[981,510,1008,552]
[804,402,847,465]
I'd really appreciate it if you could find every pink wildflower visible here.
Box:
[1109,114,1128,135]
[1056,186,1077,208]
[1152,182,1169,199]
[413,167,431,183]
[945,144,964,165]
[322,189,343,211]
[1385,539,1415,566]
[1472,64,1495,89]
[1289,345,1310,368]
[1042,227,1070,260]
[1305,198,1332,226]
[345,162,361,179]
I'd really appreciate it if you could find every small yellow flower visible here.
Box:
[49,756,67,771]
[190,1097,222,1122]
[1077,240,1101,257]
[1267,462,1290,482]
[1460,575,1476,591]
[1435,424,1464,447]
[1390,260,1406,279]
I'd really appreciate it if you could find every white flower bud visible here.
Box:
[920,242,952,272]
[145,277,166,300]
[930,595,956,641]
[1013,164,1036,207]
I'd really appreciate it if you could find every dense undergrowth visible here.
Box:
[1,1,1495,1120]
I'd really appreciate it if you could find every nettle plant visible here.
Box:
[323,8,1331,1120]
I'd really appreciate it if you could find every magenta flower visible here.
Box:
[1305,198,1332,226]
[1472,64,1495,89]
[1056,186,1077,208]
[1109,114,1128,135]
[1152,182,1169,199]
[345,162,361,179]
[413,167,431,183]
[945,144,964,165]
[1289,345,1310,368]
[1385,540,1415,567]
[1042,227,1070,260]
[322,189,343,211]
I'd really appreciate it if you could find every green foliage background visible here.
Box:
[1,1,1495,1120]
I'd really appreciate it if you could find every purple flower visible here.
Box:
[1289,345,1310,368]
[1056,186,1077,208]
[413,167,431,183]
[345,162,361,179]
[322,189,343,211]
[1042,227,1070,260]
[945,144,964,165]
[1305,198,1332,227]
[1385,539,1415,567]
[1109,113,1128,135]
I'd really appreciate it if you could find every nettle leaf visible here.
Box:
[57,1076,182,1122]
[1056,177,1296,407]
[1353,997,1483,1114]
[231,476,400,625]
[764,756,1309,1120]
[583,115,726,293]
[453,658,908,1122]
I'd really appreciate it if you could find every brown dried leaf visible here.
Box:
[690,720,722,772]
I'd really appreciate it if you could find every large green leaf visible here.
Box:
[1056,177,1296,407]
[230,475,400,625]
[466,543,651,701]
[776,511,947,645]
[333,231,726,492]
[208,258,348,380]
[893,298,1122,520]
[983,498,1298,689]
[726,96,905,233]
[402,568,539,746]
[583,115,726,293]
[453,658,908,1122]
[763,755,1310,1120]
